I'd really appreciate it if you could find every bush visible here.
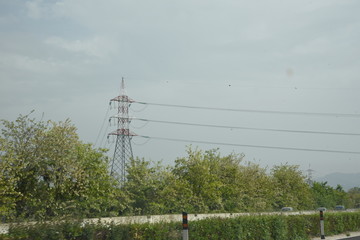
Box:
[2,211,360,240]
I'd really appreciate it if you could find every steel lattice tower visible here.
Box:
[306,164,315,186]
[108,78,136,183]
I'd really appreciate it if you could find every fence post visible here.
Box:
[320,210,325,239]
[182,212,189,240]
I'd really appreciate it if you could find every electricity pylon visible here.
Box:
[108,78,136,184]
[306,164,315,186]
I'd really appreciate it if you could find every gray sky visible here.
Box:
[1,0,360,178]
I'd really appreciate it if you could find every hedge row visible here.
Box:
[1,211,360,240]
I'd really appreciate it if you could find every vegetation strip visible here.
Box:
[1,211,360,240]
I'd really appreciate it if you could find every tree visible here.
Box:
[311,182,349,209]
[172,148,227,212]
[122,156,203,215]
[236,162,275,212]
[311,181,336,208]
[0,137,21,220]
[0,112,125,220]
[348,187,360,208]
[122,157,167,215]
[172,147,279,213]
[157,169,197,214]
[121,156,206,215]
[213,151,246,212]
[171,147,278,213]
[334,184,348,206]
[271,164,314,210]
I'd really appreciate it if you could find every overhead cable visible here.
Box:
[138,135,360,155]
[135,101,360,118]
[94,104,111,147]
[133,118,360,136]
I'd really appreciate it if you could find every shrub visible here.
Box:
[2,211,360,240]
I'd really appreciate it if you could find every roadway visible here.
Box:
[312,232,360,240]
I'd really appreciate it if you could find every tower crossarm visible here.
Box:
[109,116,133,121]
[108,129,137,136]
[110,95,134,103]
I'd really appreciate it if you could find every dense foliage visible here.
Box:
[121,149,353,215]
[0,113,357,222]
[121,149,315,215]
[2,211,360,240]
[348,187,360,208]
[0,113,126,221]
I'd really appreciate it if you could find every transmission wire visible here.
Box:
[133,118,360,136]
[95,104,111,147]
[138,135,360,155]
[135,101,360,118]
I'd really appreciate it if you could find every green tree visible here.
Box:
[0,137,21,220]
[236,162,275,212]
[173,148,227,212]
[156,169,196,214]
[334,184,348,206]
[122,157,167,215]
[311,182,349,209]
[214,152,246,212]
[271,164,313,210]
[172,147,277,213]
[0,112,125,220]
[311,181,337,208]
[348,187,360,208]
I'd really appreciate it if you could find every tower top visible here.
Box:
[121,77,126,95]
[110,77,134,102]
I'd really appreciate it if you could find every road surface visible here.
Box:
[312,232,360,240]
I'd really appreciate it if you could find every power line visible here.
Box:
[132,118,360,136]
[138,135,360,155]
[94,103,111,147]
[135,101,360,118]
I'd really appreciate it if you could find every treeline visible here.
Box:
[121,150,360,215]
[1,113,359,222]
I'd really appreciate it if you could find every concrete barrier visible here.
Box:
[0,224,9,235]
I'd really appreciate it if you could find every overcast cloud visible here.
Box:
[1,0,360,177]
